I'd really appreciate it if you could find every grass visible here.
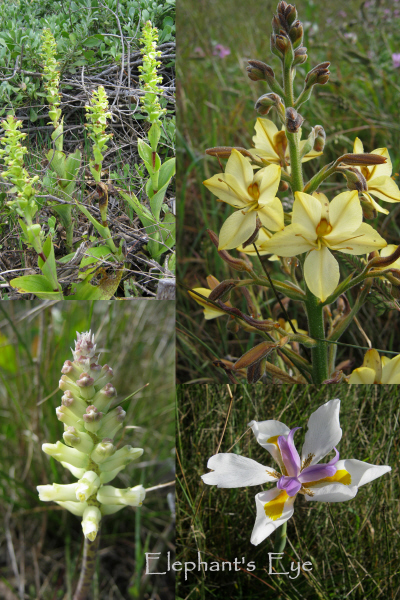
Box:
[0,300,175,599]
[176,384,400,599]
[177,0,400,382]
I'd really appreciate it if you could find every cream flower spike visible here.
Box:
[38,331,145,541]
[201,399,391,546]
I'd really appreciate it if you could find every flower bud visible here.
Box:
[285,4,297,26]
[56,405,84,430]
[289,21,303,48]
[91,439,116,464]
[305,62,330,88]
[293,46,308,66]
[59,374,80,395]
[93,364,113,389]
[61,390,88,418]
[341,167,367,192]
[61,360,82,381]
[97,406,126,439]
[313,125,326,152]
[56,500,87,516]
[91,383,117,411]
[82,505,101,541]
[76,372,95,400]
[42,441,89,469]
[37,482,79,502]
[285,107,304,133]
[360,199,377,220]
[208,280,237,303]
[63,426,95,454]
[97,484,146,506]
[83,405,103,433]
[255,93,285,117]
[99,446,144,472]
[73,331,97,361]
[76,471,101,502]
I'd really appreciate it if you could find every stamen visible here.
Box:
[301,453,314,471]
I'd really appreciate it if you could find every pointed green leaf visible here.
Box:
[10,275,64,299]
[158,157,175,189]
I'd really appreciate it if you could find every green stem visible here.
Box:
[73,532,101,600]
[305,286,328,383]
[274,521,287,554]
[286,131,304,192]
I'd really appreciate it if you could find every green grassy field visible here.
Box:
[176,384,399,599]
[0,300,175,599]
[177,0,400,382]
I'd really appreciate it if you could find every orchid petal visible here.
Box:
[337,459,391,488]
[368,176,400,203]
[201,453,278,488]
[304,483,358,502]
[263,224,314,257]
[381,354,400,383]
[252,118,279,157]
[361,192,389,214]
[277,427,301,476]
[369,148,393,178]
[348,367,377,384]
[353,137,364,154]
[299,448,340,483]
[258,164,281,201]
[327,190,361,234]
[301,399,342,467]
[304,247,339,301]
[218,210,257,250]
[203,172,249,208]
[250,489,295,546]
[188,288,227,320]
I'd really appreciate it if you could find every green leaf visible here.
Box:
[137,138,153,165]
[118,190,156,227]
[78,246,115,279]
[75,202,117,253]
[150,182,169,221]
[65,148,81,182]
[158,157,175,189]
[148,122,161,152]
[38,236,62,292]
[10,275,64,299]
[52,204,72,231]
[29,107,38,122]
[68,269,123,300]
[46,150,66,179]
[83,35,104,47]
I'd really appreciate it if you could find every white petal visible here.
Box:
[301,399,342,467]
[304,483,358,502]
[251,489,295,546]
[56,500,88,516]
[339,459,391,488]
[248,419,290,469]
[201,453,276,488]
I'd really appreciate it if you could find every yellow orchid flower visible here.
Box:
[203,148,284,250]
[189,275,231,320]
[348,348,400,384]
[263,190,387,301]
[379,244,400,269]
[278,318,307,335]
[247,117,322,167]
[352,137,400,215]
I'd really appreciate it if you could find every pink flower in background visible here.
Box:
[392,53,400,68]
[213,44,231,59]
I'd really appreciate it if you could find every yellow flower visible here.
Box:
[247,118,322,167]
[352,137,400,215]
[203,148,284,250]
[263,190,387,301]
[348,349,400,384]
[189,275,231,320]
[278,318,307,335]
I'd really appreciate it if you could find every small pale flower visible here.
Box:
[348,348,400,384]
[247,118,322,167]
[201,399,391,546]
[352,137,400,214]
[203,148,284,250]
[392,53,400,68]
[263,190,387,301]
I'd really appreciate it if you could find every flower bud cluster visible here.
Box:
[271,2,306,66]
[85,86,113,183]
[40,29,62,130]
[38,331,145,542]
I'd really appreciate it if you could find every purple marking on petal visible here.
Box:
[277,475,302,497]
[299,448,340,483]
[278,427,301,477]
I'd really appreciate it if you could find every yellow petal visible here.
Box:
[326,222,386,255]
[353,137,364,154]
[368,176,400,203]
[218,210,257,250]
[263,224,314,257]
[312,192,330,220]
[380,245,400,268]
[327,190,361,234]
[361,192,389,215]
[258,196,284,232]
[304,247,339,301]
[225,148,254,189]
[293,192,322,238]
[252,117,279,156]
[348,367,377,384]
[188,288,227,319]
[369,148,392,179]
[362,349,382,382]
[246,148,280,165]
[258,164,281,202]
[381,355,400,383]
[203,172,249,208]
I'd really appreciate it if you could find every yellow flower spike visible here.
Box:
[352,138,400,214]
[264,190,387,301]
[203,149,284,250]
[247,117,322,167]
[348,349,400,384]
